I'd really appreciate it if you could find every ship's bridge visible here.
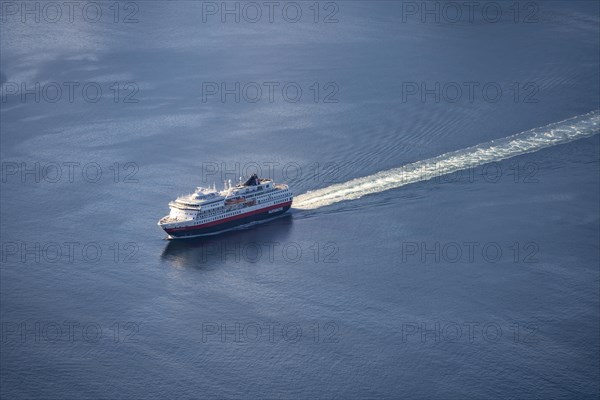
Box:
[172,188,224,208]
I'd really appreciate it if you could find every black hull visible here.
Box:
[164,204,291,239]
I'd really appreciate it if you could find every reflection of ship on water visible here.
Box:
[160,213,293,269]
[158,174,292,239]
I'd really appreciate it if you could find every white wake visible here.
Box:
[294,110,600,210]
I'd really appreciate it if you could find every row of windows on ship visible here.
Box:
[178,189,288,211]
[208,191,288,209]
[196,194,291,222]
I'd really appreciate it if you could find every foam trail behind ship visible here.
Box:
[294,111,600,210]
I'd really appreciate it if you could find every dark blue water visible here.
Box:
[1,1,599,398]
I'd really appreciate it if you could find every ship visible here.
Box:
[158,174,293,239]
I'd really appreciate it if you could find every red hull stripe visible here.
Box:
[166,201,292,232]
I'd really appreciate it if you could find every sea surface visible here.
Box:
[1,1,599,399]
